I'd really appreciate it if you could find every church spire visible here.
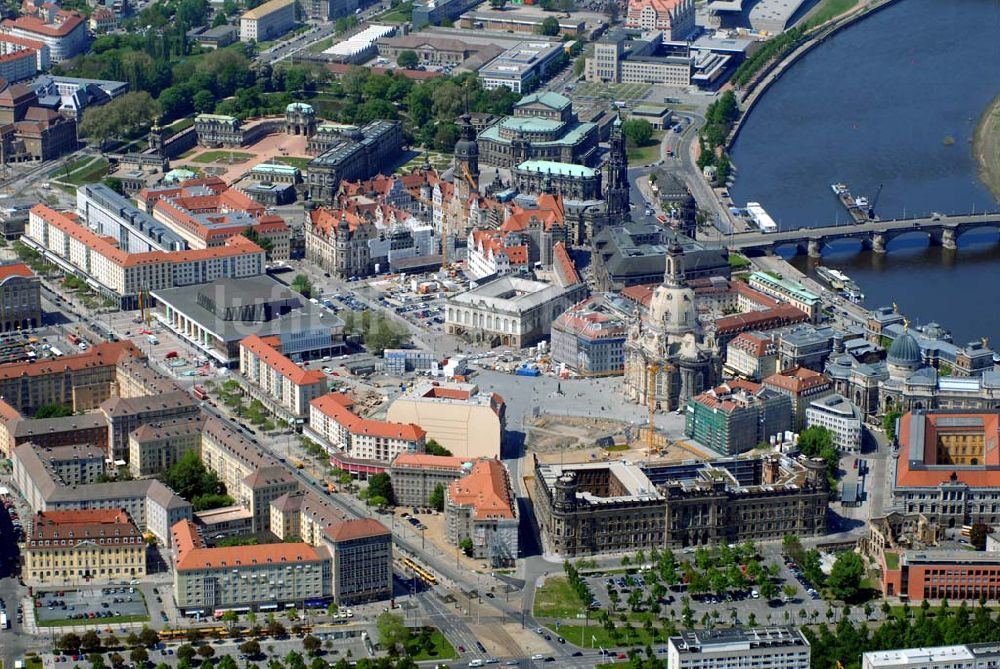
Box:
[605,111,630,221]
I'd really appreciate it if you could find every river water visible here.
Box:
[728,0,1000,344]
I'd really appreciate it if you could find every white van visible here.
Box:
[468,661,484,668]
[147,335,159,345]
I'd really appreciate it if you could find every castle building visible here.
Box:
[623,238,719,412]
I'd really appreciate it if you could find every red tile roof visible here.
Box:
[691,379,765,414]
[172,517,326,570]
[620,284,655,307]
[763,366,832,394]
[895,412,1000,488]
[0,262,33,283]
[323,517,390,542]
[28,509,140,545]
[552,241,580,286]
[240,334,326,387]
[0,340,140,380]
[311,393,426,442]
[3,10,83,37]
[728,332,776,358]
[447,458,514,521]
[715,304,809,337]
[391,452,469,470]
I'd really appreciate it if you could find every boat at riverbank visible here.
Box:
[830,183,872,224]
[816,266,865,303]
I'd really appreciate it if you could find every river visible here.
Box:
[728,0,1000,344]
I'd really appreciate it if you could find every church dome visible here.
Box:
[887,331,921,366]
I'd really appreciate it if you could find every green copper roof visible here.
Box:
[517,160,597,178]
[517,91,571,111]
[286,102,315,114]
[500,117,565,133]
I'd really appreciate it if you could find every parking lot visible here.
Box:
[34,587,149,625]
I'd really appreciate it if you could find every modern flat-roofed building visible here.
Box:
[307,392,426,469]
[151,275,345,367]
[171,519,332,614]
[387,381,505,460]
[240,0,295,42]
[457,9,584,37]
[24,509,146,584]
[240,335,327,423]
[748,272,821,323]
[805,393,862,452]
[388,453,470,507]
[322,518,392,604]
[668,627,810,669]
[0,261,40,331]
[446,458,518,566]
[477,40,563,94]
[879,549,1000,602]
[863,645,985,669]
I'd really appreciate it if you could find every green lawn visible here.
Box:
[728,253,751,269]
[25,657,41,669]
[627,133,663,165]
[533,576,587,618]
[884,552,899,570]
[374,1,413,23]
[308,36,334,53]
[37,613,149,628]
[546,621,664,649]
[51,156,94,178]
[406,629,456,661]
[192,150,255,164]
[65,158,110,185]
[274,156,312,169]
[801,0,861,27]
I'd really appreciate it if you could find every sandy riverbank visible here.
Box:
[973,91,1000,204]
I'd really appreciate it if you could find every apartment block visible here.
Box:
[763,366,835,431]
[0,10,88,61]
[240,335,327,423]
[128,416,205,478]
[240,0,295,42]
[172,519,332,615]
[805,393,862,452]
[307,392,425,468]
[323,518,392,605]
[23,509,146,584]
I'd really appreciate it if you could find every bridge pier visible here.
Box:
[807,239,822,258]
[941,227,957,250]
[872,233,886,254]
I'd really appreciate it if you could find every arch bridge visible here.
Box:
[728,212,1000,257]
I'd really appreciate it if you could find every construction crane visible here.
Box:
[646,362,663,454]
[461,164,478,194]
[867,184,883,220]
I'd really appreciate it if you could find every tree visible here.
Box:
[302,635,322,656]
[79,91,160,149]
[267,620,286,637]
[162,449,226,502]
[193,89,216,114]
[197,646,215,659]
[424,439,452,456]
[537,16,560,36]
[883,409,901,440]
[242,227,274,257]
[759,579,778,601]
[35,403,73,418]
[396,50,419,69]
[827,551,865,601]
[177,645,197,663]
[139,627,159,649]
[126,633,141,648]
[368,472,395,505]
[798,425,839,488]
[222,610,239,632]
[460,537,474,556]
[59,633,83,654]
[81,631,102,653]
[291,274,313,298]
[239,640,261,658]
[377,612,410,654]
[130,649,149,665]
[971,523,990,550]
[621,119,654,147]
[218,657,237,669]
[782,584,798,601]
[429,484,445,512]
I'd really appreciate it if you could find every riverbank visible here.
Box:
[973,91,1000,204]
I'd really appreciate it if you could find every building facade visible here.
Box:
[172,519,332,614]
[388,453,470,507]
[323,518,392,604]
[240,0,296,42]
[0,262,40,331]
[240,335,327,422]
[763,367,835,431]
[533,454,828,555]
[805,394,862,452]
[307,392,426,466]
[23,509,146,584]
[668,627,810,669]
[387,382,505,460]
[685,380,792,456]
[550,293,632,376]
[625,0,695,38]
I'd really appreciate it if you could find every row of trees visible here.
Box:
[696,90,739,183]
[563,560,595,606]
[57,627,161,655]
[783,535,866,602]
